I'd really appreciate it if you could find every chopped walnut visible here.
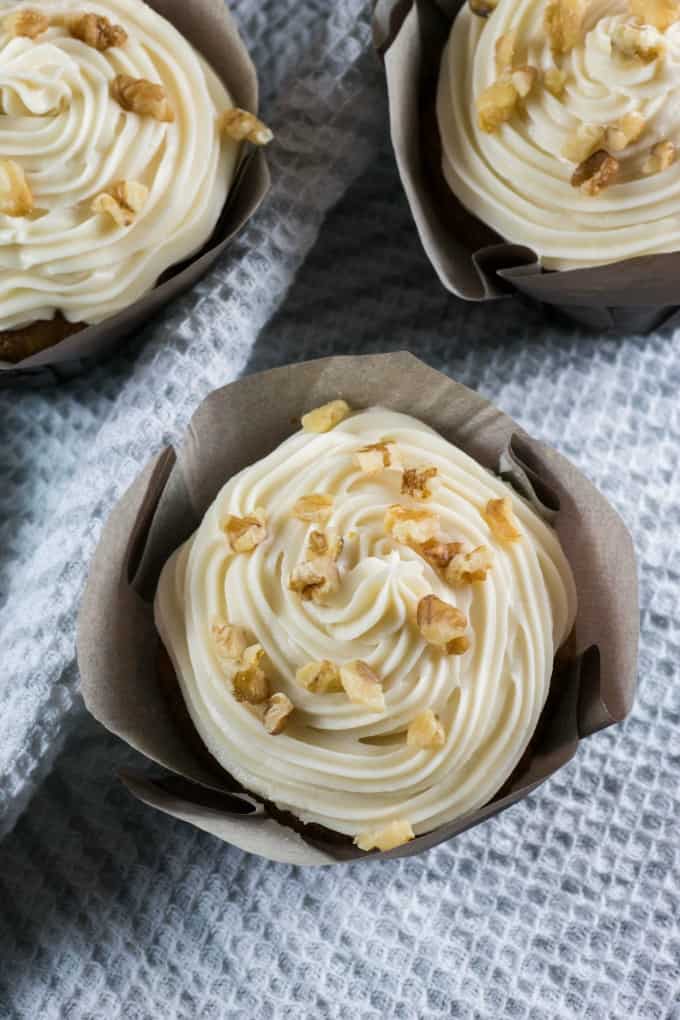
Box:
[511,66,538,99]
[301,399,350,433]
[292,493,333,523]
[289,555,340,604]
[233,645,269,704]
[606,112,645,152]
[355,441,400,474]
[407,710,445,750]
[611,24,664,62]
[401,466,438,500]
[70,13,127,49]
[544,67,567,98]
[631,0,680,30]
[211,619,249,662]
[481,496,521,542]
[340,660,385,711]
[562,124,605,163]
[642,139,676,174]
[0,159,33,217]
[416,595,468,653]
[418,538,463,570]
[571,149,620,195]
[384,505,440,545]
[222,508,267,553]
[5,9,48,37]
[91,180,148,226]
[469,0,499,14]
[477,79,518,134]
[295,659,343,694]
[354,819,414,852]
[220,107,273,146]
[544,0,586,54]
[307,530,343,561]
[494,31,516,75]
[445,545,493,584]
[263,692,294,734]
[111,74,174,122]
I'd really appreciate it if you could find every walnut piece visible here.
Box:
[494,31,516,75]
[407,710,445,750]
[70,13,127,49]
[111,74,174,122]
[416,595,468,654]
[295,659,343,694]
[0,159,33,217]
[606,112,645,152]
[611,24,664,62]
[5,9,48,38]
[289,555,340,604]
[355,441,400,474]
[384,505,440,545]
[445,545,494,584]
[340,660,385,710]
[481,496,522,542]
[220,108,273,146]
[401,466,438,500]
[562,124,605,163]
[418,538,463,570]
[292,493,333,523]
[477,80,519,134]
[511,66,538,99]
[307,529,343,561]
[263,692,294,734]
[469,0,499,15]
[544,0,586,54]
[571,149,620,195]
[211,619,249,662]
[91,180,148,226]
[222,508,267,552]
[233,645,269,704]
[630,0,680,30]
[354,819,415,852]
[544,67,567,98]
[301,399,350,433]
[642,139,676,174]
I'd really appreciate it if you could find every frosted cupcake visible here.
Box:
[0,0,271,362]
[437,0,680,270]
[154,400,577,853]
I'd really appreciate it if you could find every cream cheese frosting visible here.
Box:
[437,0,680,269]
[154,407,577,843]
[0,0,240,330]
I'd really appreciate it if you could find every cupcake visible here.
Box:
[438,0,680,270]
[153,400,577,852]
[0,0,271,363]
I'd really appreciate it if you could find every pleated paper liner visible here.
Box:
[373,0,680,334]
[77,353,638,866]
[0,0,270,388]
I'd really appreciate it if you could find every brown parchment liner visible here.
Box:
[0,0,270,387]
[374,0,680,334]
[77,352,638,866]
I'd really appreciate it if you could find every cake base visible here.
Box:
[0,316,87,364]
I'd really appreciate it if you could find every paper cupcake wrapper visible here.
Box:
[0,0,270,388]
[77,352,638,865]
[374,0,680,335]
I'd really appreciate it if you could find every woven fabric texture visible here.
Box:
[2,2,679,1018]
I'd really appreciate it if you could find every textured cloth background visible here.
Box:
[2,1,680,1018]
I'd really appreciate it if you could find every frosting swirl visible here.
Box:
[0,0,239,330]
[155,408,577,840]
[438,0,680,269]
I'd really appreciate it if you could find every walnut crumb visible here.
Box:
[211,619,249,662]
[571,149,620,195]
[340,660,385,711]
[468,0,499,15]
[222,508,267,553]
[354,819,414,852]
[642,140,676,174]
[91,180,148,226]
[407,710,445,750]
[494,31,516,75]
[384,505,440,545]
[630,0,680,30]
[289,555,340,604]
[562,124,605,163]
[0,159,33,217]
[355,441,400,474]
[295,659,343,694]
[220,108,273,146]
[611,24,665,62]
[292,493,334,523]
[307,529,343,561]
[263,692,294,734]
[416,595,468,654]
[111,74,174,122]
[477,79,519,134]
[5,9,48,37]
[544,0,586,54]
[481,496,522,542]
[445,545,494,584]
[70,13,127,49]
[418,538,463,570]
[301,399,350,433]
[233,645,269,704]
[401,466,438,500]
[606,112,645,152]
[511,66,538,98]
[544,67,567,98]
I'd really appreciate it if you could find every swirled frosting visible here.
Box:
[155,408,577,841]
[438,0,680,269]
[0,0,239,330]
